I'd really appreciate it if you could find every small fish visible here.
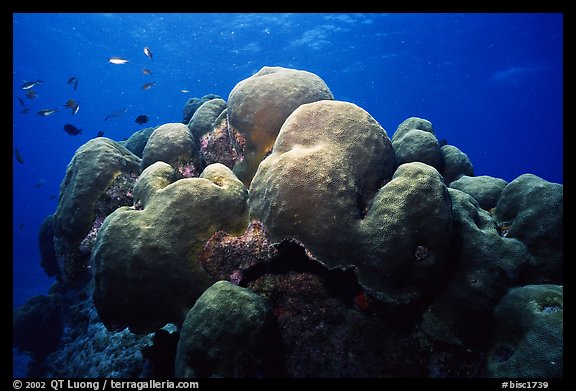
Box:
[25,90,38,99]
[37,108,59,116]
[144,47,153,61]
[135,115,149,125]
[49,194,57,200]
[180,89,190,93]
[142,68,153,75]
[67,76,79,90]
[15,148,24,164]
[19,224,25,230]
[20,108,30,114]
[142,81,156,90]
[34,179,46,188]
[63,99,80,115]
[97,131,105,137]
[21,80,42,90]
[63,124,82,135]
[63,99,77,109]
[107,56,129,65]
[17,97,26,107]
[104,107,127,121]
[438,138,448,147]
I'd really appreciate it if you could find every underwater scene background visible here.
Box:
[12,13,563,379]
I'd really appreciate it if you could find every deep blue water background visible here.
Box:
[12,13,563,310]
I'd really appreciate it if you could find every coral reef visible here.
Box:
[391,116,444,172]
[13,294,63,365]
[441,144,474,184]
[492,174,563,284]
[122,126,156,158]
[187,98,227,140]
[485,285,563,378]
[449,175,508,211]
[199,113,245,170]
[182,94,222,124]
[175,281,277,377]
[22,66,562,379]
[52,138,141,285]
[140,123,203,177]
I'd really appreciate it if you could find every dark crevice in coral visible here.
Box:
[240,239,363,305]
[141,327,180,377]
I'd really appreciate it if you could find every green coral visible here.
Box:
[174,281,274,378]
[493,174,563,284]
[441,145,474,184]
[449,175,508,211]
[53,138,141,284]
[485,284,563,378]
[391,117,444,172]
[140,122,203,175]
[187,98,227,140]
[421,188,531,347]
[92,163,248,333]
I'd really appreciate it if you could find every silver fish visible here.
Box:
[37,108,59,116]
[144,47,153,61]
[72,101,80,115]
[107,57,129,65]
[21,80,43,90]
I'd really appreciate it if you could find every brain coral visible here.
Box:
[449,175,508,211]
[391,117,444,172]
[227,66,334,186]
[493,174,563,284]
[485,284,563,378]
[249,100,453,307]
[92,163,248,333]
[421,188,531,347]
[174,281,275,378]
[140,122,203,177]
[52,138,141,284]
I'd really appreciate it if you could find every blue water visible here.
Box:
[12,13,563,309]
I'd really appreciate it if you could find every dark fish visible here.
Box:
[67,76,79,90]
[34,179,46,188]
[25,89,38,99]
[37,108,58,116]
[17,97,25,107]
[20,108,30,114]
[63,99,77,109]
[144,47,153,61]
[64,124,82,135]
[21,80,42,90]
[142,68,153,75]
[49,194,57,200]
[97,131,105,137]
[15,148,24,164]
[142,81,156,90]
[438,138,448,147]
[19,224,25,230]
[63,99,81,115]
[135,115,149,125]
[104,107,127,121]
[107,56,129,64]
